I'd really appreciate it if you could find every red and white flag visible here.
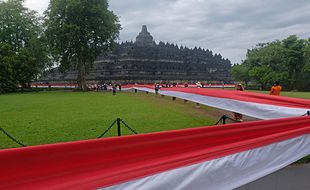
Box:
[0,116,310,189]
[129,85,310,119]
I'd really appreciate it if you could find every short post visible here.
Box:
[172,97,176,101]
[222,115,227,125]
[161,95,165,97]
[146,91,149,94]
[117,118,121,136]
[183,99,188,103]
[134,89,137,93]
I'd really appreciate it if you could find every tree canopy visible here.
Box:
[0,0,50,93]
[232,35,310,91]
[44,0,121,90]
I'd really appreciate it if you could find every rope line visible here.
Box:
[214,115,242,125]
[120,119,138,134]
[0,128,26,147]
[97,119,118,138]
[214,116,225,125]
[97,118,138,138]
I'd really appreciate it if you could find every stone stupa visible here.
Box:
[135,25,156,47]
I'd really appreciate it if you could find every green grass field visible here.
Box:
[0,91,216,149]
[1,90,309,149]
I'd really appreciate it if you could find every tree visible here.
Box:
[0,0,50,92]
[233,36,310,91]
[282,35,306,90]
[240,41,290,90]
[248,66,281,90]
[0,44,16,92]
[44,0,121,90]
[304,39,310,72]
[231,64,250,85]
[300,38,310,90]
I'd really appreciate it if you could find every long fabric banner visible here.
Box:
[126,85,310,119]
[0,116,310,190]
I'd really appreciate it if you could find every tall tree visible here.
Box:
[282,35,306,90]
[234,36,309,91]
[44,0,121,90]
[300,38,310,90]
[0,0,49,92]
[304,39,310,73]
[240,41,290,90]
[231,64,250,85]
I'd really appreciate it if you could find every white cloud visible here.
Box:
[24,0,310,63]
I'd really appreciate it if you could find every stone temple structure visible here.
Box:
[42,25,232,84]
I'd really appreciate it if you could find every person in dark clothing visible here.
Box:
[112,85,117,95]
[103,83,108,91]
[233,84,244,121]
[155,84,160,94]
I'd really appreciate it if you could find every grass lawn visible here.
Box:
[1,89,309,150]
[0,91,216,149]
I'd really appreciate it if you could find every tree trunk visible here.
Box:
[77,58,87,91]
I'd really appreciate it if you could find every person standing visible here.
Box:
[112,84,117,95]
[234,84,244,121]
[269,81,282,96]
[103,83,108,91]
[154,84,160,94]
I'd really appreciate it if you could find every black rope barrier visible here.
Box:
[97,118,138,138]
[214,115,225,125]
[214,115,242,125]
[0,128,26,147]
[120,119,138,134]
[97,119,118,138]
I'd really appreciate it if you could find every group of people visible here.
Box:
[87,83,122,95]
[87,84,108,91]
[233,81,282,121]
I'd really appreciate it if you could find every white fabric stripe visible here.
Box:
[120,88,133,91]
[157,89,307,119]
[102,134,310,190]
[134,87,156,93]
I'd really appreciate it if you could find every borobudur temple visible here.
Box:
[41,25,232,84]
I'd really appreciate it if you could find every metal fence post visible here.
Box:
[222,115,227,124]
[117,118,121,136]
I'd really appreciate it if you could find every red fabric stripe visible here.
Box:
[133,85,310,109]
[0,116,309,189]
[165,87,310,109]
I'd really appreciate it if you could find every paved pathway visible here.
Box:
[237,163,310,190]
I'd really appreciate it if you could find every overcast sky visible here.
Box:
[24,0,310,63]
